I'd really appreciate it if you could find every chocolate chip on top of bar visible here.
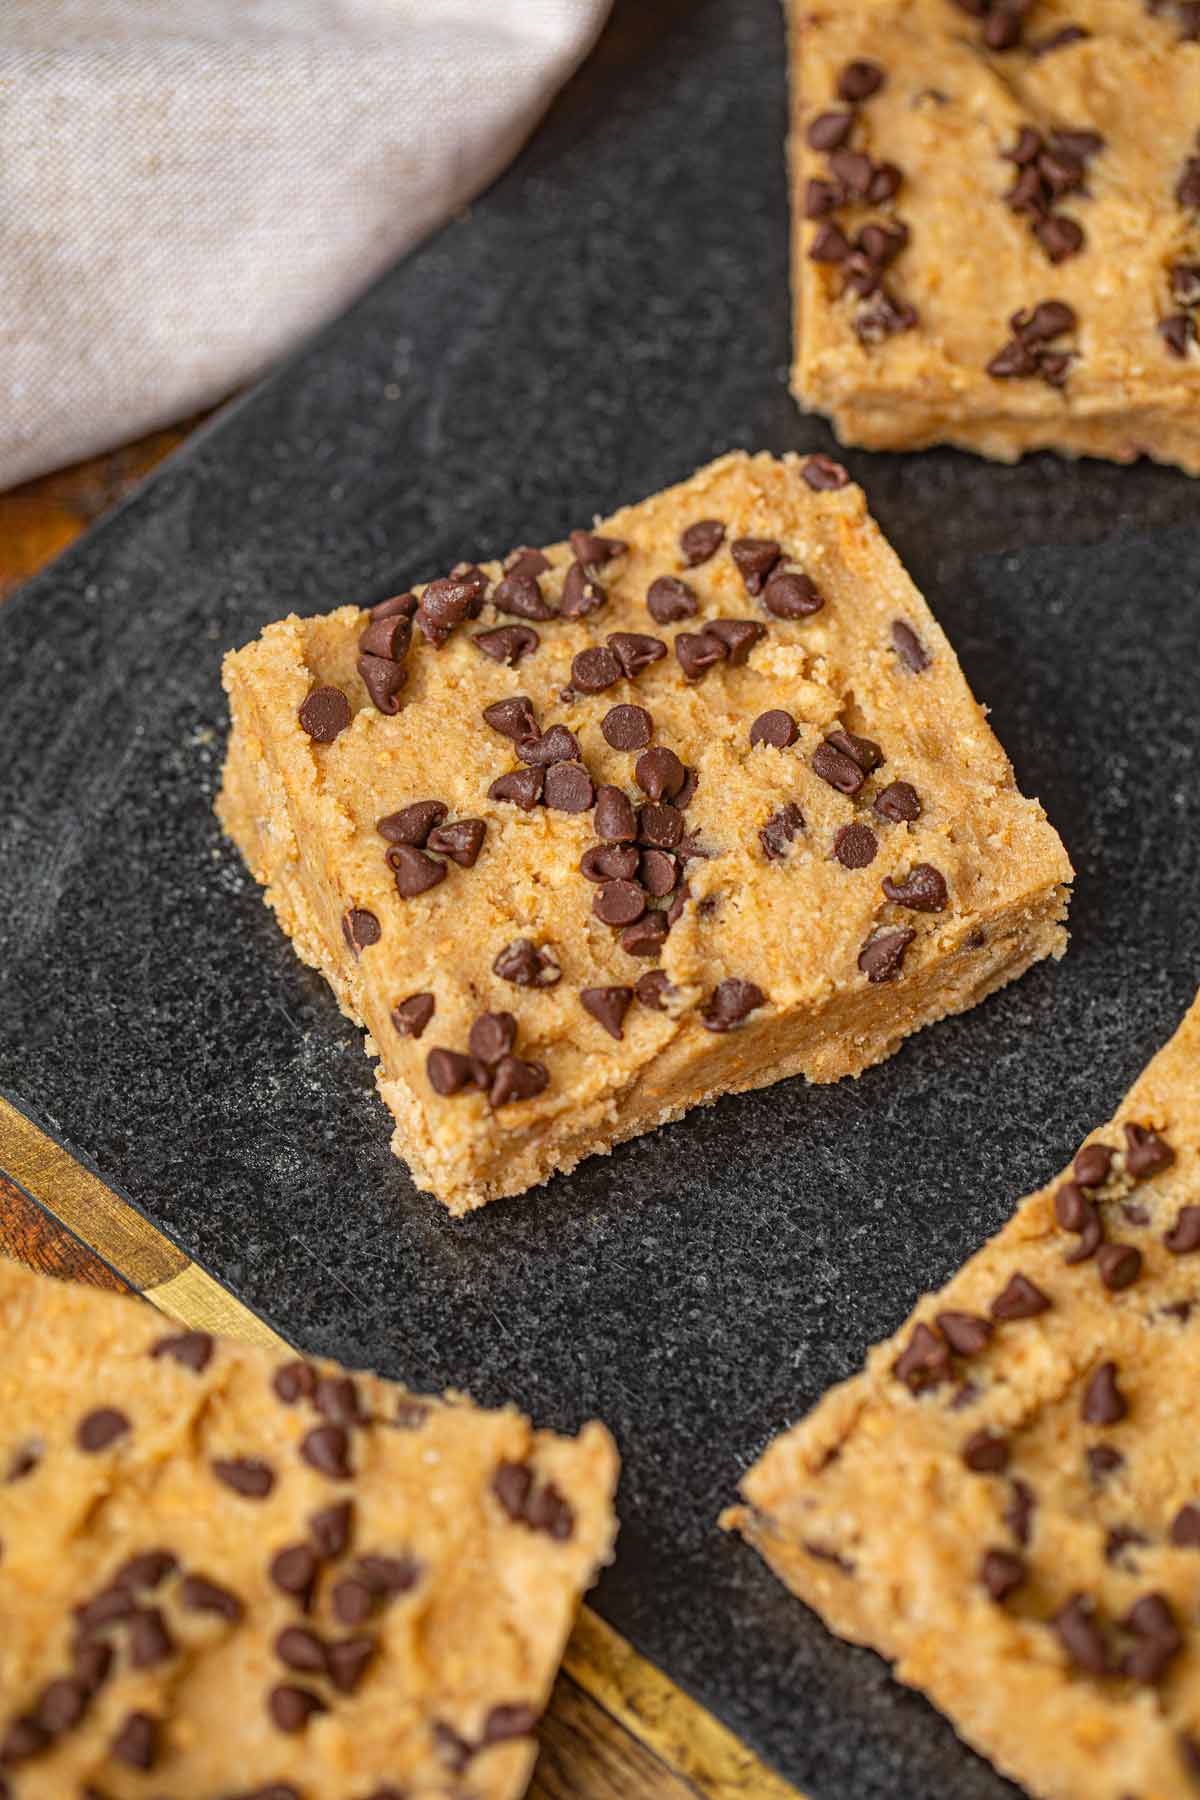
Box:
[219,450,1071,1212]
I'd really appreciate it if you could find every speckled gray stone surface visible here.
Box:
[1,2,1198,1794]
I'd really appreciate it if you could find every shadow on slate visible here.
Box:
[1,0,1198,1794]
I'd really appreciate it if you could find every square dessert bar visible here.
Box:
[0,1258,617,1799]
[218,450,1071,1213]
[787,0,1200,470]
[725,990,1200,1800]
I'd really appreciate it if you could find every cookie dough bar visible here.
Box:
[788,0,1200,470]
[725,990,1200,1800]
[0,1258,617,1799]
[218,450,1071,1213]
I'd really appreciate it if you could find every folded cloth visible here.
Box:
[0,0,610,489]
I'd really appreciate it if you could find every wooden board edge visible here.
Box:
[0,1090,803,1800]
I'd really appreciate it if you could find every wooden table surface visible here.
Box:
[0,12,802,1793]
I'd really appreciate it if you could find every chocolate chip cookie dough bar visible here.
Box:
[218,451,1071,1213]
[725,989,1200,1800]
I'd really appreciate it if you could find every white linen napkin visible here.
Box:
[0,0,610,488]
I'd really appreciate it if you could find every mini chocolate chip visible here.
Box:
[492,938,561,988]
[1122,1593,1182,1683]
[392,992,436,1038]
[829,145,874,193]
[128,1607,173,1668]
[309,1499,354,1559]
[482,696,539,743]
[646,576,698,624]
[635,970,674,1010]
[0,1717,48,1763]
[730,537,781,594]
[1055,1179,1092,1231]
[35,1677,87,1735]
[300,1424,352,1480]
[680,519,725,566]
[492,571,555,620]
[315,1377,361,1430]
[581,986,633,1040]
[639,848,678,896]
[273,1360,316,1404]
[838,58,884,99]
[491,1055,550,1106]
[802,454,850,491]
[359,613,413,662]
[891,620,930,671]
[1073,1142,1113,1186]
[1160,313,1195,357]
[702,979,764,1032]
[980,1547,1025,1602]
[482,1702,541,1744]
[356,655,408,716]
[761,570,824,620]
[395,1399,429,1430]
[675,767,699,808]
[1121,1200,1150,1227]
[872,780,921,823]
[602,704,654,751]
[111,1710,158,1769]
[1170,1503,1200,1546]
[882,863,948,912]
[1005,1477,1036,1546]
[371,592,418,621]
[760,803,805,861]
[594,879,646,926]
[76,1409,130,1453]
[1098,1242,1142,1290]
[275,1625,327,1674]
[666,881,693,924]
[833,823,877,868]
[858,928,915,983]
[4,1445,38,1483]
[74,1584,136,1632]
[342,908,382,953]
[962,1429,1009,1473]
[427,819,486,867]
[389,844,447,897]
[150,1330,213,1373]
[855,287,918,343]
[894,1321,950,1391]
[179,1574,243,1620]
[935,1310,992,1355]
[426,1048,483,1096]
[750,709,799,750]
[298,686,351,743]
[355,1553,421,1596]
[617,911,667,957]
[377,800,447,845]
[1087,1444,1125,1483]
[505,546,551,580]
[1035,214,1085,262]
[1172,262,1200,304]
[812,742,867,795]
[675,630,727,680]
[990,1273,1051,1320]
[594,785,638,842]
[544,762,595,812]
[488,767,544,810]
[1055,1593,1110,1673]
[706,618,767,664]
[114,1550,177,1590]
[327,1635,377,1695]
[1082,1361,1127,1425]
[830,727,882,771]
[581,843,640,881]
[638,803,684,849]
[468,1011,517,1066]
[570,530,626,568]
[474,624,539,664]
[635,745,686,800]
[213,1457,275,1499]
[608,631,668,678]
[271,1544,319,1601]
[524,1480,575,1539]
[1165,1205,1200,1253]
[1124,1122,1174,1179]
[560,563,606,618]
[269,1685,327,1734]
[807,108,855,150]
[571,646,623,693]
[518,724,580,767]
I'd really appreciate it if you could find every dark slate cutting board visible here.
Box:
[1,2,1198,1794]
